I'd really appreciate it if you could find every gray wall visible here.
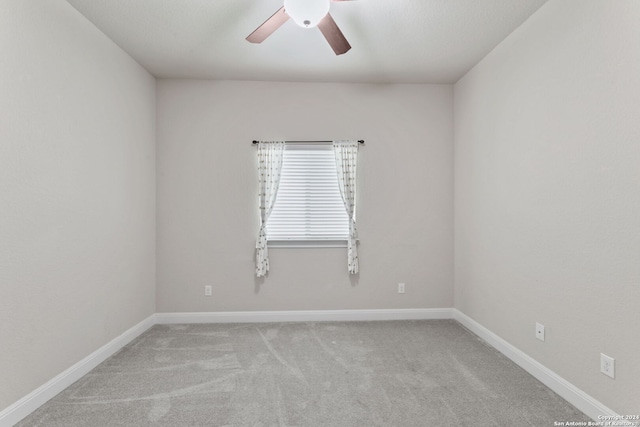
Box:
[0,0,156,411]
[454,0,640,414]
[156,80,453,312]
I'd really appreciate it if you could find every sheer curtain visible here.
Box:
[255,141,285,277]
[333,140,359,274]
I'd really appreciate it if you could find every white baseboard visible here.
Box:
[155,308,453,324]
[0,314,155,427]
[452,309,619,421]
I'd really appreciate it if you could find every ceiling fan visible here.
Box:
[246,0,356,55]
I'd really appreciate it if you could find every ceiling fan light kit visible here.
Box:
[284,0,330,28]
[246,0,353,55]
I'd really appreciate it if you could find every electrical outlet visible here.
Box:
[600,353,615,379]
[398,283,405,294]
[204,285,212,296]
[535,323,545,341]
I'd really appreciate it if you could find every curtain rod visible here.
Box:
[252,140,364,145]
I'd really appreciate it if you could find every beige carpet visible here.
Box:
[18,320,589,426]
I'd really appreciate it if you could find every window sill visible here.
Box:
[268,240,348,248]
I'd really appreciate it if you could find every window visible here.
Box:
[266,143,349,247]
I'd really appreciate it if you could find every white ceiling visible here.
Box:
[65,0,548,83]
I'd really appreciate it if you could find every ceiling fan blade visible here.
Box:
[317,13,351,55]
[246,6,289,44]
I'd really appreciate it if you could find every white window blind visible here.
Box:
[267,144,349,242]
